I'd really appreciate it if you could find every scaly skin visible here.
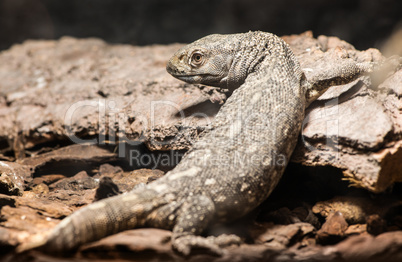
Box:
[38,31,372,256]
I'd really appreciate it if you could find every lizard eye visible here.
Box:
[190,52,204,66]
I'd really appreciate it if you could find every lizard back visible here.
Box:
[159,32,306,220]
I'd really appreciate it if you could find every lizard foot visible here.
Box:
[172,234,241,256]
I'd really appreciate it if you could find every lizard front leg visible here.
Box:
[304,60,375,105]
[172,195,241,256]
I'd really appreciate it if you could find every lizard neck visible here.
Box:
[225,31,277,90]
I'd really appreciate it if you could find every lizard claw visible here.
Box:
[172,234,241,256]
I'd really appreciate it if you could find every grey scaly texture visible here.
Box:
[39,31,372,256]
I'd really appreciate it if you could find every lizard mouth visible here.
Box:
[166,62,222,86]
[170,74,204,84]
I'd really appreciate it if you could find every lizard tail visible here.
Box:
[40,187,162,254]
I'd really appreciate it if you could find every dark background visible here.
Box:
[0,0,401,52]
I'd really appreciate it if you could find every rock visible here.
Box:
[379,66,402,96]
[0,227,29,253]
[79,227,286,262]
[345,224,367,236]
[94,176,122,201]
[326,231,402,262]
[98,163,123,176]
[19,144,117,173]
[31,174,66,185]
[15,191,73,219]
[31,183,49,195]
[0,161,32,195]
[252,222,315,249]
[0,172,23,196]
[49,171,97,191]
[0,37,213,154]
[292,68,402,193]
[302,93,392,150]
[107,168,165,192]
[45,189,95,208]
[80,228,178,260]
[146,171,165,183]
[1,204,58,234]
[284,34,402,193]
[0,193,15,208]
[366,214,387,236]
[316,211,348,244]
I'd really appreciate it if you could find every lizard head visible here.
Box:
[166,34,238,88]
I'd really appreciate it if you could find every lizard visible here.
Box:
[31,31,374,256]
